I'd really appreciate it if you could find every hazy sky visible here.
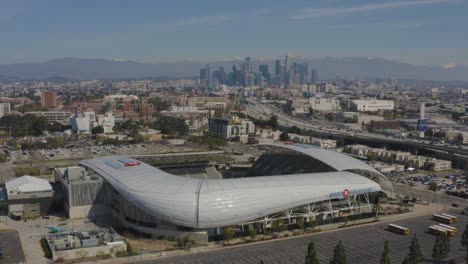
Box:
[1,0,467,66]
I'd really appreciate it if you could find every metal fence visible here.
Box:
[208,212,376,241]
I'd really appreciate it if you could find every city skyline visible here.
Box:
[1,0,468,66]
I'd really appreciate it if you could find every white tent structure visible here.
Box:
[5,175,53,195]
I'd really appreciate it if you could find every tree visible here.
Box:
[428,181,438,192]
[461,222,468,264]
[309,217,317,230]
[401,256,411,264]
[432,235,443,263]
[305,240,320,264]
[405,235,423,264]
[91,125,104,134]
[280,131,289,141]
[176,235,196,251]
[269,115,278,129]
[183,235,196,250]
[148,97,171,113]
[380,240,391,264]
[271,219,286,237]
[336,138,345,148]
[297,217,305,233]
[330,240,346,264]
[249,225,258,241]
[432,235,450,263]
[223,227,235,245]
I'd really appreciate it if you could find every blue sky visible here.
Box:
[1,0,467,66]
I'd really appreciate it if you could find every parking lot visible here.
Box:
[397,172,467,199]
[8,142,209,164]
[151,213,467,264]
[0,229,26,264]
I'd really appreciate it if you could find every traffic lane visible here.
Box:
[151,214,467,264]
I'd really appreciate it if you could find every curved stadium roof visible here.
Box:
[80,143,389,228]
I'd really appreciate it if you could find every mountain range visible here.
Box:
[0,57,467,82]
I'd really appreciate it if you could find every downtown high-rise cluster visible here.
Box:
[199,56,318,88]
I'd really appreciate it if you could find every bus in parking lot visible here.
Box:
[429,225,448,236]
[437,224,457,236]
[432,214,454,224]
[441,213,459,223]
[388,224,410,235]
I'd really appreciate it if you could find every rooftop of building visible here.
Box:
[5,175,53,195]
[46,228,124,251]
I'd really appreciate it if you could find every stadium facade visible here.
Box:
[59,143,392,241]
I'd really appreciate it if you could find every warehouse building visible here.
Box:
[4,176,53,219]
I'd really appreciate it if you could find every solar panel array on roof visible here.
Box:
[105,160,124,169]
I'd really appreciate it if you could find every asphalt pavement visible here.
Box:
[0,229,26,264]
[148,213,467,264]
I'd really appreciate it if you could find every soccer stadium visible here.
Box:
[61,143,393,242]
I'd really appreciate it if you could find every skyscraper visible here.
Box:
[199,64,211,85]
[283,55,289,89]
[259,64,270,85]
[311,69,318,84]
[275,60,281,77]
[298,63,308,85]
[241,57,253,86]
[200,68,208,83]
[205,64,211,84]
[213,66,226,85]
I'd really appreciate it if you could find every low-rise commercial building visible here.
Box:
[209,116,255,139]
[351,99,394,112]
[160,106,209,133]
[288,97,341,114]
[0,102,11,117]
[44,228,126,261]
[312,139,337,149]
[28,111,73,124]
[425,160,453,172]
[344,145,452,171]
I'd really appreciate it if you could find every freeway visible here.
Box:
[246,98,468,157]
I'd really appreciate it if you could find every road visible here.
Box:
[142,214,468,264]
[130,151,224,158]
[246,98,468,157]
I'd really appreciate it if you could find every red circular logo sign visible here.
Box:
[342,189,350,198]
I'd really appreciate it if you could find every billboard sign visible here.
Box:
[417,119,427,132]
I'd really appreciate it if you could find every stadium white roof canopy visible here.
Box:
[5,175,53,195]
[80,143,387,228]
